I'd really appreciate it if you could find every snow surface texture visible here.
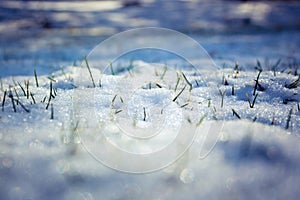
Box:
[0,1,300,200]
[1,44,300,199]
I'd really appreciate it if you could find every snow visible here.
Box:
[1,0,300,199]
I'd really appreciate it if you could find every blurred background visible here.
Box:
[0,0,299,75]
[1,0,300,35]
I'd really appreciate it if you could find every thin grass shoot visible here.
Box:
[84,56,96,87]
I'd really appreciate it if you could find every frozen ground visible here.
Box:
[1,1,300,200]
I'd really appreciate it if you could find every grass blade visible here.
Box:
[218,88,225,108]
[18,82,26,96]
[84,56,96,87]
[196,114,206,127]
[232,108,241,119]
[8,90,16,112]
[51,103,54,119]
[13,87,19,100]
[115,109,123,114]
[155,82,162,88]
[285,108,293,130]
[182,72,193,92]
[34,69,39,87]
[286,75,300,89]
[25,80,29,99]
[2,90,7,111]
[160,66,167,80]
[42,95,47,103]
[174,73,181,92]
[0,77,3,91]
[14,99,29,113]
[173,85,186,102]
[143,107,146,121]
[30,92,36,104]
[253,70,262,95]
[110,62,115,76]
